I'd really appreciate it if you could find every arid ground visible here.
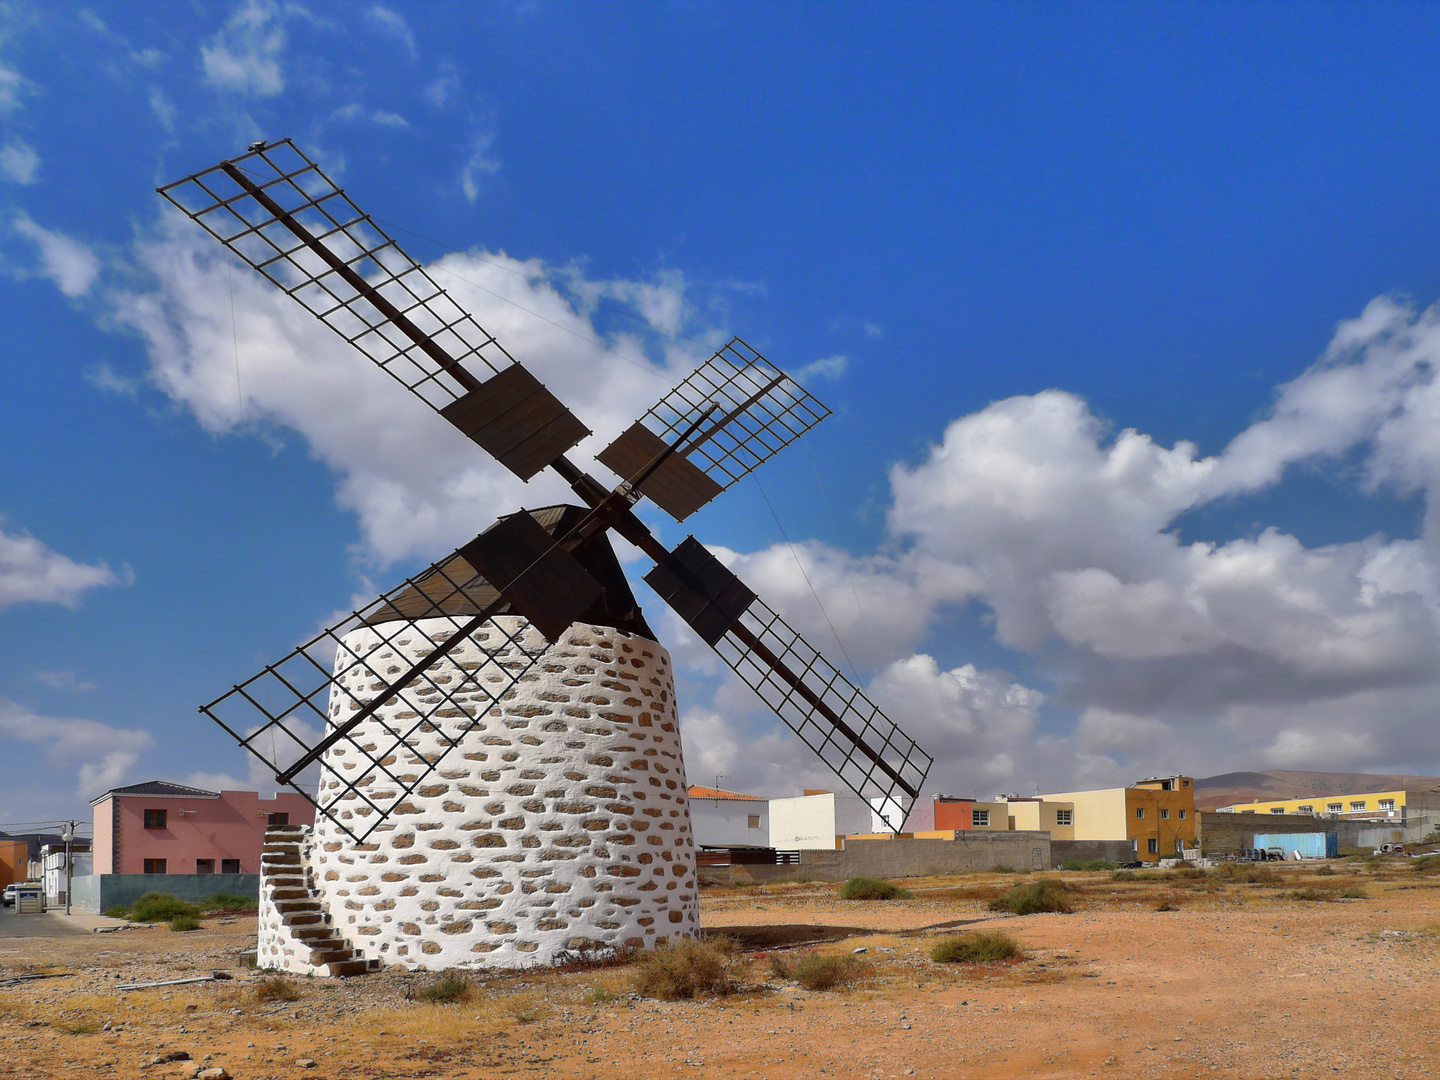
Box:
[1,859,1437,1080]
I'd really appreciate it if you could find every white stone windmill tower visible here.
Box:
[159,140,933,973]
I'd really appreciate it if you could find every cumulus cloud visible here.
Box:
[108,211,708,567]
[201,0,286,97]
[0,139,38,184]
[12,213,101,296]
[0,524,124,610]
[0,698,152,797]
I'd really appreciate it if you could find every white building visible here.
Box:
[686,786,770,848]
[40,842,91,909]
[769,790,890,850]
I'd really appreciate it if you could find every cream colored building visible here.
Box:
[1002,797,1076,840]
[1038,775,1195,862]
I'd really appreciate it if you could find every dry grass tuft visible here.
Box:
[252,976,302,1003]
[930,930,1022,963]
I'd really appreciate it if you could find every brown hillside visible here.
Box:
[1194,769,1440,811]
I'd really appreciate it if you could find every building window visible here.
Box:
[143,859,167,874]
[1055,810,1073,826]
[195,859,215,874]
[1270,808,1285,814]
[221,859,240,874]
[1327,803,1343,813]
[267,812,290,826]
[1175,839,1184,853]
[1147,838,1158,854]
[1350,801,1367,810]
[1161,809,1170,820]
[1297,805,1313,814]
[747,815,760,829]
[972,810,990,826]
[1178,809,1187,820]
[1181,780,1190,788]
[143,808,167,829]
[1135,807,1145,819]
[1378,799,1395,810]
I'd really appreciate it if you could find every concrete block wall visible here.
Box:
[1051,840,1136,865]
[795,832,1052,880]
[308,618,699,970]
[1197,812,1402,854]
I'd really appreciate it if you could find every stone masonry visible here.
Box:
[256,616,699,971]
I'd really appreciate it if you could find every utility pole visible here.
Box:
[62,821,75,916]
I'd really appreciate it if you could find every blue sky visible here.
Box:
[4,1,1440,825]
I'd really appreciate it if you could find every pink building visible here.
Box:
[90,780,314,875]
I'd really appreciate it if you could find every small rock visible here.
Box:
[184,1003,198,1013]
[295,1058,317,1069]
[194,1070,230,1080]
[101,1020,113,1031]
[851,947,867,954]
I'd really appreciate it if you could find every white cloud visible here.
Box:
[201,0,286,97]
[0,139,38,184]
[424,65,460,108]
[863,321,882,339]
[12,213,101,297]
[460,128,500,202]
[794,354,848,382]
[108,211,709,567]
[33,671,98,693]
[371,110,409,128]
[148,86,175,131]
[0,523,124,610]
[0,698,152,797]
[0,62,35,114]
[86,362,141,397]
[365,5,417,58]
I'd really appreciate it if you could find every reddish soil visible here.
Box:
[1,861,1436,1079]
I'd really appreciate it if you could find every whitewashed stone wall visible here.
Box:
[303,617,698,970]
[256,829,330,976]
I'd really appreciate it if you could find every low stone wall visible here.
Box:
[68,873,259,913]
[1051,840,1135,866]
[793,833,1052,881]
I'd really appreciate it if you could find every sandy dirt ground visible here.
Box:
[0,860,1436,1080]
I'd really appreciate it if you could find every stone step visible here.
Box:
[268,887,310,901]
[263,844,302,856]
[289,924,340,941]
[274,899,323,914]
[281,912,325,927]
[324,959,376,978]
[309,949,355,965]
[261,853,301,866]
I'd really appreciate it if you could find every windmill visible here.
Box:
[158,141,932,968]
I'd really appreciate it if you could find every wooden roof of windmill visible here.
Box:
[360,504,656,641]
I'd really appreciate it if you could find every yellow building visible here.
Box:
[1223,789,1440,819]
[1002,798,1076,840]
[1038,775,1197,862]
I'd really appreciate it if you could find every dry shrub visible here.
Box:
[1291,887,1339,902]
[632,938,739,1000]
[930,930,1021,963]
[839,876,911,900]
[788,951,870,991]
[1211,864,1280,885]
[988,878,1073,915]
[252,976,301,1003]
[1412,855,1440,875]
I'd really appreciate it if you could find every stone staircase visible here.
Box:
[261,825,379,977]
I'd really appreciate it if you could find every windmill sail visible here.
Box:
[597,339,831,521]
[645,537,931,822]
[156,140,587,479]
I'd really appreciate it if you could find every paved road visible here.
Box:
[0,905,126,938]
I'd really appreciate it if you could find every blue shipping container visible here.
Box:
[1253,832,1338,858]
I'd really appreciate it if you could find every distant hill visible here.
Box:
[1193,770,1440,811]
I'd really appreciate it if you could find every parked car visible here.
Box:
[2,883,22,908]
